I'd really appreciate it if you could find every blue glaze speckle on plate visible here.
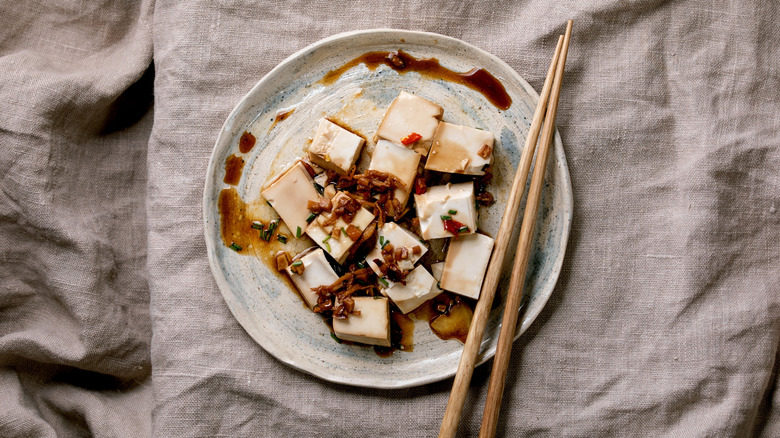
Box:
[203,29,572,389]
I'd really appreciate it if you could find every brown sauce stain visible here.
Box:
[320,50,512,110]
[218,187,260,254]
[223,154,245,185]
[239,131,256,153]
[423,292,474,343]
[269,107,295,131]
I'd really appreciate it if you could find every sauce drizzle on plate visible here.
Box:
[320,50,512,110]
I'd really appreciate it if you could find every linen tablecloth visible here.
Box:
[1,1,778,436]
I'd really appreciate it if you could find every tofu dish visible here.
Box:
[259,92,497,350]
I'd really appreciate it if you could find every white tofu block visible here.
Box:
[430,262,445,282]
[366,222,427,279]
[385,266,440,314]
[333,296,391,347]
[308,118,365,175]
[414,182,477,240]
[285,249,339,309]
[368,139,421,206]
[425,122,494,175]
[441,233,494,299]
[305,192,375,265]
[374,91,443,156]
[261,161,322,236]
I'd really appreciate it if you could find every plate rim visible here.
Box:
[202,28,573,389]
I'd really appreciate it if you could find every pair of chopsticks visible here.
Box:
[439,20,573,438]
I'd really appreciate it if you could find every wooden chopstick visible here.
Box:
[438,29,568,438]
[478,19,573,438]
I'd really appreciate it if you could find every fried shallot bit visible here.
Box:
[307,197,332,214]
[395,246,409,261]
[290,260,305,275]
[345,224,361,241]
[312,266,376,318]
[477,143,493,159]
[412,245,422,256]
[275,251,292,271]
[300,160,317,178]
[476,191,496,206]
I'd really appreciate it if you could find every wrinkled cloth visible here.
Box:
[1,0,778,437]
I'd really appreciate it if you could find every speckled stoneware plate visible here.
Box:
[203,29,572,389]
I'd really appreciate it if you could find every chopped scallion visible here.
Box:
[313,182,324,195]
[322,235,331,243]
[440,215,451,221]
[266,201,273,208]
[378,277,389,287]
[296,226,302,238]
[330,333,342,343]
[458,226,469,233]
[229,242,242,251]
[277,235,288,244]
[448,209,457,215]
[379,236,385,247]
[251,221,263,230]
[324,241,331,253]
[381,239,390,249]
[306,213,316,223]
[291,260,303,267]
[357,260,367,269]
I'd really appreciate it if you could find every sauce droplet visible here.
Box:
[223,154,245,186]
[239,131,256,153]
[269,107,296,131]
[320,50,512,110]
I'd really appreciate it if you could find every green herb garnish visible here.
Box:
[379,236,385,247]
[378,277,389,287]
[440,215,451,221]
[229,242,242,251]
[381,239,390,249]
[357,260,367,269]
[291,260,303,267]
[324,241,331,253]
[330,333,342,343]
[448,209,457,215]
[277,235,288,244]
[313,182,324,195]
[251,221,263,230]
[306,213,316,223]
[322,235,331,243]
[458,226,469,233]
[296,226,302,238]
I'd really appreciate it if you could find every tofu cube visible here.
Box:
[374,91,443,156]
[308,118,365,175]
[285,249,339,309]
[441,233,494,299]
[413,182,478,240]
[261,161,322,236]
[366,222,427,279]
[430,262,444,283]
[305,192,375,264]
[333,296,391,347]
[385,266,440,314]
[425,122,494,175]
[368,139,421,206]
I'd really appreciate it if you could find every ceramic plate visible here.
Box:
[203,29,572,389]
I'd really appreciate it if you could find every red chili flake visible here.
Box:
[413,176,427,195]
[400,132,422,146]
[442,218,466,237]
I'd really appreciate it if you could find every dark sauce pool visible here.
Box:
[321,49,512,110]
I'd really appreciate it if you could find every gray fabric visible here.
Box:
[1,0,778,436]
